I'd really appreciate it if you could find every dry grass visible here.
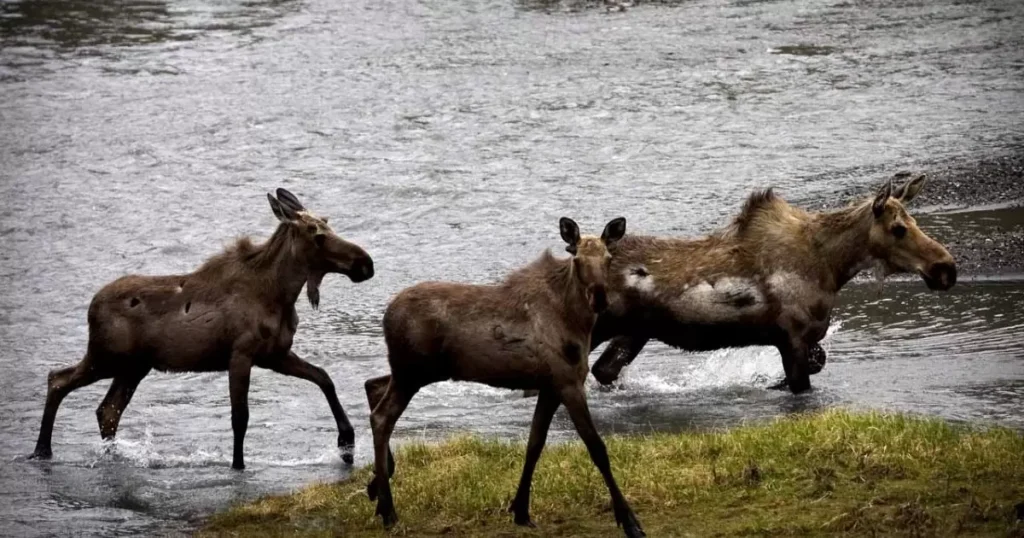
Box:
[200,410,1024,537]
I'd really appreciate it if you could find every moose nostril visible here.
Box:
[931,262,956,288]
[361,258,375,280]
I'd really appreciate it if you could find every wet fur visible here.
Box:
[363,220,644,537]
[31,190,374,469]
[591,177,956,392]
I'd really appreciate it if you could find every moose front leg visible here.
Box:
[260,351,356,464]
[229,352,252,470]
[768,344,827,390]
[591,335,649,386]
[778,344,812,394]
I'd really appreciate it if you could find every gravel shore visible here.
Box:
[821,151,1024,277]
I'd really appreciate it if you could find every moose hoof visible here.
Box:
[788,377,812,394]
[591,367,620,386]
[808,345,827,375]
[231,460,245,471]
[377,507,398,528]
[508,500,534,527]
[618,510,645,538]
[29,448,52,460]
[338,431,355,466]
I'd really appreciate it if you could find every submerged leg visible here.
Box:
[364,375,395,476]
[509,389,560,527]
[591,336,649,385]
[779,344,811,394]
[32,356,108,459]
[368,379,415,528]
[96,368,151,440]
[559,384,645,537]
[768,343,827,390]
[229,353,252,470]
[260,352,356,464]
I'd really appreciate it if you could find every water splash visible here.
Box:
[82,427,345,469]
[614,319,845,393]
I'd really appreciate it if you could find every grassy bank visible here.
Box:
[202,411,1024,537]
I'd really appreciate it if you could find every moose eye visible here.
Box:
[306,224,317,234]
[892,224,907,239]
[314,234,326,247]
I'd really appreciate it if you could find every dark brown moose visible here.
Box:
[31,189,374,469]
[590,174,956,393]
[363,217,644,537]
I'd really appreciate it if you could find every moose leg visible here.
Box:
[368,380,415,528]
[261,352,356,465]
[509,389,560,527]
[559,384,645,538]
[229,353,252,470]
[96,368,150,440]
[779,344,812,394]
[364,375,395,477]
[768,344,827,391]
[32,357,107,459]
[591,336,649,386]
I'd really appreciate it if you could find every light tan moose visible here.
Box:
[589,174,956,392]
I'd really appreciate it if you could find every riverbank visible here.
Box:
[200,411,1024,537]
[820,151,1024,277]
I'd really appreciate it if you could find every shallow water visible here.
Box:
[1,0,1023,535]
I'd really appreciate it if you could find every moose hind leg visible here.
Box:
[32,357,108,459]
[368,380,415,528]
[509,389,559,527]
[228,353,252,470]
[364,375,395,477]
[591,336,649,386]
[96,368,150,441]
[560,384,645,537]
[261,352,356,464]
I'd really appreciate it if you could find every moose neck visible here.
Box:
[813,202,875,293]
[250,224,311,307]
[549,258,595,337]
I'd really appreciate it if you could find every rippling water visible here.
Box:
[2,0,1023,535]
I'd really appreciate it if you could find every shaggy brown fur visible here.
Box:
[363,217,644,537]
[590,174,956,393]
[31,189,374,469]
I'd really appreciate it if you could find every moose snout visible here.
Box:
[349,256,375,283]
[588,284,609,313]
[924,261,956,291]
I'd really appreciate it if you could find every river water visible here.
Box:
[1,0,1023,535]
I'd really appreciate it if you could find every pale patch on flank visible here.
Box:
[676,276,765,321]
[767,271,815,301]
[623,266,656,293]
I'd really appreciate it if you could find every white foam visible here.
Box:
[611,320,843,393]
[84,427,347,469]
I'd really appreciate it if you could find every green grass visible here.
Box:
[201,410,1024,537]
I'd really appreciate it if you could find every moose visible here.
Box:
[589,173,956,393]
[31,189,374,470]
[363,217,645,537]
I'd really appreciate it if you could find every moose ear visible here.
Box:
[872,179,892,218]
[894,173,927,204]
[560,217,580,255]
[268,193,298,222]
[601,217,626,247]
[276,188,305,212]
